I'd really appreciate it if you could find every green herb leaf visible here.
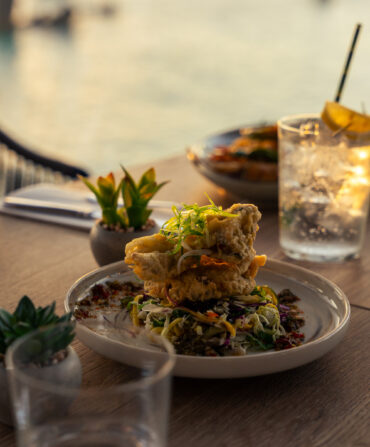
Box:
[152,318,165,328]
[245,333,273,350]
[160,195,237,253]
[246,148,278,163]
[171,309,187,319]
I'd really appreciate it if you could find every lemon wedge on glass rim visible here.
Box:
[321,101,370,140]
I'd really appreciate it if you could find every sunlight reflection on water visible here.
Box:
[0,0,369,174]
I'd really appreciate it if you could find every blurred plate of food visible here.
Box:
[186,124,278,204]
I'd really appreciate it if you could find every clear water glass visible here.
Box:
[6,323,175,447]
[278,113,370,262]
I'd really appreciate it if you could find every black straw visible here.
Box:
[334,23,362,103]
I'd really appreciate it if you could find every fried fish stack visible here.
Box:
[125,203,266,304]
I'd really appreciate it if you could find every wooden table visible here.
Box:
[0,155,369,447]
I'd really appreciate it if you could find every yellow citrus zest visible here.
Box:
[321,101,370,139]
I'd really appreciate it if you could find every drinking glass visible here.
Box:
[278,113,370,262]
[6,323,175,447]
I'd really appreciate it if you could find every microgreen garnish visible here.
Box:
[160,195,237,254]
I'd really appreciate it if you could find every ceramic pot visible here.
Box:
[90,220,159,266]
[0,346,82,427]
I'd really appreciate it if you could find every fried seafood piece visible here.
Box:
[145,268,253,303]
[125,203,261,282]
[124,233,176,280]
[145,255,266,303]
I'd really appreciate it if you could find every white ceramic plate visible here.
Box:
[66,259,350,378]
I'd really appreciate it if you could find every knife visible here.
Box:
[3,196,101,220]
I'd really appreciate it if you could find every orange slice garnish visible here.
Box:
[321,101,370,139]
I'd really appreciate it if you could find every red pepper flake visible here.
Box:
[74,309,90,320]
[292,331,304,339]
[91,284,109,300]
[206,311,219,318]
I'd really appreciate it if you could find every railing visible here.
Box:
[0,128,89,197]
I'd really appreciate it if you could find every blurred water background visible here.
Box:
[0,0,369,174]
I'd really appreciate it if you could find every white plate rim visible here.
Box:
[65,259,350,378]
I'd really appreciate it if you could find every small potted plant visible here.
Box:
[81,166,168,266]
[0,296,81,426]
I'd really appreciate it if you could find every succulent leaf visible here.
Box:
[121,179,133,208]
[121,166,137,191]
[117,207,128,228]
[58,313,73,323]
[78,176,105,208]
[121,166,168,228]
[138,168,155,189]
[157,180,170,191]
[126,206,152,230]
[0,310,16,332]
[80,172,124,227]
[139,182,156,198]
[113,178,123,207]
[80,167,168,230]
[0,296,75,362]
[14,296,36,323]
[105,172,115,186]
[20,324,75,366]
[97,175,115,197]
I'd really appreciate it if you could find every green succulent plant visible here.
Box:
[79,172,126,228]
[121,166,169,230]
[0,296,74,365]
[80,167,168,230]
